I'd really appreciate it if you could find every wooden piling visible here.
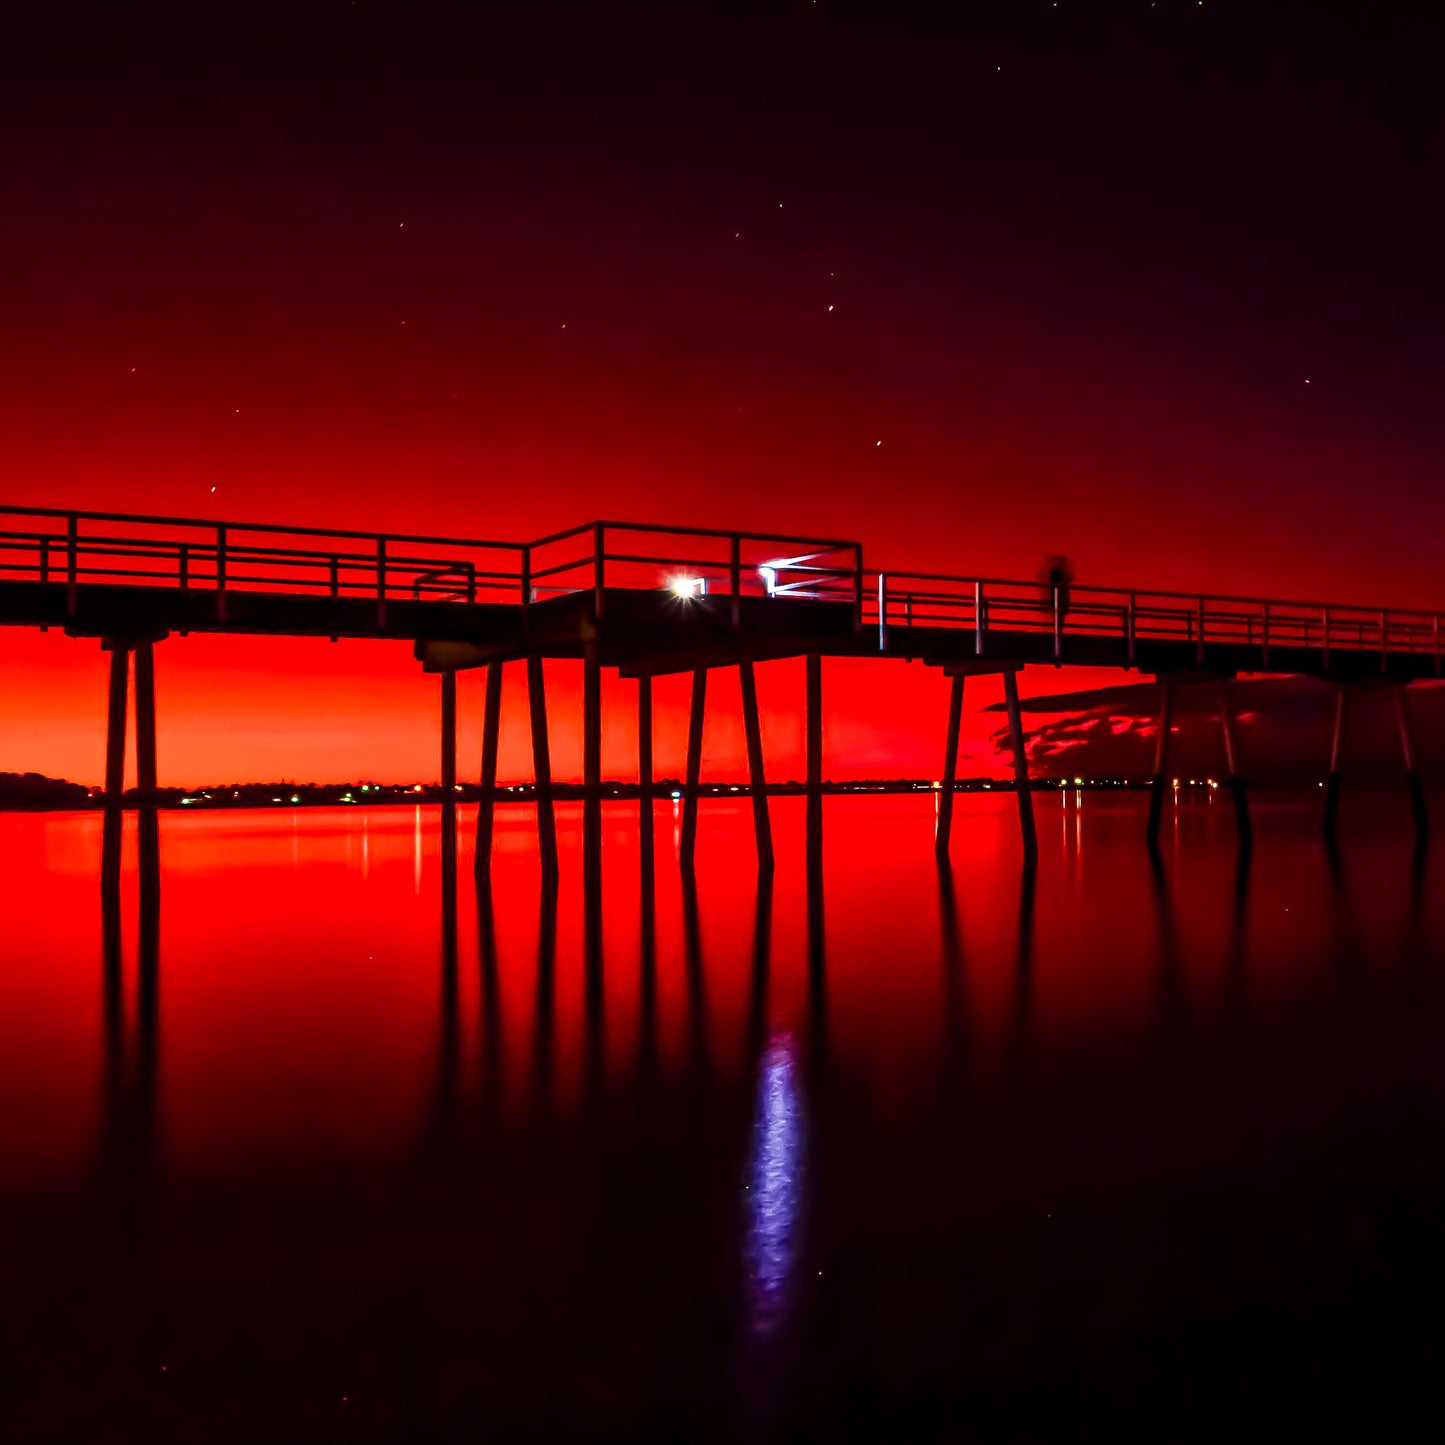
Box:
[440,668,457,872]
[527,656,558,878]
[739,660,773,872]
[583,642,602,860]
[1324,684,1348,842]
[805,653,822,791]
[1146,677,1176,851]
[474,660,502,878]
[637,674,654,854]
[1395,685,1429,844]
[133,641,160,901]
[935,674,965,858]
[1003,669,1037,859]
[680,667,707,868]
[101,643,130,886]
[1218,676,1252,848]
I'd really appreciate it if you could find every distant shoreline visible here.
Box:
[0,773,1182,812]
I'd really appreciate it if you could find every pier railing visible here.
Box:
[1,503,1439,670]
[525,520,863,622]
[871,572,1444,672]
[0,505,527,619]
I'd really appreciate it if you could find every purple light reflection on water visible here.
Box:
[745,1031,806,1339]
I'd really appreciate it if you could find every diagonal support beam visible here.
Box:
[680,667,707,869]
[1003,669,1037,860]
[1217,676,1252,849]
[739,660,773,872]
[475,660,502,878]
[936,674,965,858]
[1147,677,1177,851]
[528,656,558,879]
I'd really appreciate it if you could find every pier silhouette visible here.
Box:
[1,503,1435,878]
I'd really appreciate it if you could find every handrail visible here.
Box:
[0,503,524,553]
[0,504,1439,665]
[875,568,1442,625]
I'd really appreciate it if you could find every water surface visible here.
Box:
[3,793,1443,1439]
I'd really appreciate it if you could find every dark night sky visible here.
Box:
[2,2,1442,785]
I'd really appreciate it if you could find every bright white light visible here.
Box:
[670,576,706,599]
[758,565,778,596]
[671,789,683,799]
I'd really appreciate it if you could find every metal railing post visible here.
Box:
[66,515,78,616]
[216,524,227,621]
[39,536,49,585]
[179,544,189,590]
[729,534,742,629]
[1380,610,1388,673]
[877,572,888,652]
[1436,615,1441,678]
[1262,601,1270,669]
[593,522,606,619]
[853,544,865,629]
[375,536,387,629]
[1322,606,1330,669]
[1053,585,1062,661]
[521,545,532,612]
[1127,591,1136,666]
[1196,596,1206,665]
[974,580,985,656]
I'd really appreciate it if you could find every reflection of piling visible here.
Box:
[747,872,773,1069]
[936,860,968,1087]
[806,795,827,1062]
[935,674,964,858]
[583,780,605,1094]
[1146,677,1177,851]
[474,659,502,878]
[527,657,559,879]
[532,879,559,1108]
[681,868,709,1078]
[435,851,460,1124]
[680,667,707,868]
[1323,683,1348,842]
[477,876,502,1115]
[637,807,658,1091]
[1003,669,1037,859]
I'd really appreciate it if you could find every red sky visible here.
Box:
[2,4,1442,788]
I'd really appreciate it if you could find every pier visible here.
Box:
[0,503,1435,880]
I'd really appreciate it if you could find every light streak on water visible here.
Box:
[745,1032,806,1339]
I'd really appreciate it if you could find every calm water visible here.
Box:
[3,794,1445,1439]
